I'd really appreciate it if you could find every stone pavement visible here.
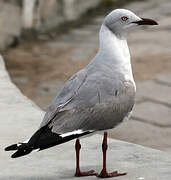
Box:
[1,55,171,180]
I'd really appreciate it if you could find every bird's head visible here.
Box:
[104,9,158,37]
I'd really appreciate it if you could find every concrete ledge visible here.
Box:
[1,55,171,180]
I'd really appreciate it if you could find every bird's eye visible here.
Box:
[121,16,128,21]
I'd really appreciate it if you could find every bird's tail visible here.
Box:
[5,142,33,158]
[5,125,91,158]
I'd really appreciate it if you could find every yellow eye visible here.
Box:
[121,16,128,21]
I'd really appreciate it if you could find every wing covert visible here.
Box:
[40,69,87,128]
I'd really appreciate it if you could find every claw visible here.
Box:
[75,170,97,177]
[97,170,127,178]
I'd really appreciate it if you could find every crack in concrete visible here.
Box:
[143,97,171,108]
[154,79,171,87]
[132,116,171,128]
[135,95,171,108]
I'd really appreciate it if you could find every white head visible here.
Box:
[104,9,158,37]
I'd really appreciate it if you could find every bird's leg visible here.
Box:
[75,138,96,177]
[97,132,127,178]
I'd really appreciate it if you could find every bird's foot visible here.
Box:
[96,170,127,178]
[75,170,97,177]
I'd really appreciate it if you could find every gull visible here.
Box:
[5,9,158,178]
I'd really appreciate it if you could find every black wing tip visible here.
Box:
[5,144,18,151]
[5,143,33,158]
[11,149,32,158]
[11,153,18,158]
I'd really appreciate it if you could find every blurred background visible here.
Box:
[1,0,171,152]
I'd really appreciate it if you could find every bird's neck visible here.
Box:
[98,24,134,82]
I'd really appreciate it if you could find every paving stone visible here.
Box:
[83,24,100,31]
[13,77,29,85]
[135,92,145,103]
[127,0,171,20]
[72,47,96,61]
[132,102,171,126]
[155,73,171,86]
[70,28,95,36]
[47,41,72,49]
[109,120,171,152]
[92,16,104,25]
[3,134,171,180]
[37,80,64,95]
[125,1,152,14]
[60,33,95,43]
[60,33,84,42]
[136,81,171,105]
[128,29,171,56]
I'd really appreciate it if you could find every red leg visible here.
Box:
[97,132,127,178]
[75,138,96,177]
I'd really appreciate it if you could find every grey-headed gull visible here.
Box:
[5,9,158,178]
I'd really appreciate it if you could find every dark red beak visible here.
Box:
[133,18,158,25]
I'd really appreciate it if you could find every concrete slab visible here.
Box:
[0,55,44,143]
[1,56,171,180]
[2,135,171,180]
[132,102,171,127]
[155,73,171,86]
[109,120,171,152]
[136,81,171,105]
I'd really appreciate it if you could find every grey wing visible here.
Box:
[51,74,135,133]
[40,65,110,129]
[40,63,135,134]
[40,69,88,128]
